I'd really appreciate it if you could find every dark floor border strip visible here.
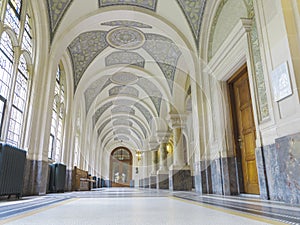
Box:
[0,198,69,219]
[174,195,300,225]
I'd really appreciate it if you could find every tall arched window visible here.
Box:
[48,65,65,161]
[0,32,14,132]
[0,0,34,147]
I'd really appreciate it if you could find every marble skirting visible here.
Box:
[169,169,192,191]
[22,160,49,196]
[144,178,150,188]
[150,176,157,189]
[65,169,73,192]
[194,157,238,196]
[260,132,300,204]
[157,174,169,189]
[104,180,112,187]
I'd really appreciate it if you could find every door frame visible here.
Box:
[227,64,259,194]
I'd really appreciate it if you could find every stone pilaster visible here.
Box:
[168,113,192,191]
[156,132,170,189]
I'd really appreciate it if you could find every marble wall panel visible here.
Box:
[263,133,300,204]
[23,160,49,196]
[157,174,169,189]
[169,169,192,191]
[150,175,157,189]
[210,159,223,195]
[256,147,269,200]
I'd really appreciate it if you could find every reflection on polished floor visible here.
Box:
[0,188,299,225]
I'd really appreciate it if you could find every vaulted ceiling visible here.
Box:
[45,0,207,152]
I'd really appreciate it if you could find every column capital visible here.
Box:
[148,141,159,151]
[168,113,187,128]
[156,131,171,144]
[240,18,253,33]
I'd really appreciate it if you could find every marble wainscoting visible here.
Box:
[221,157,239,195]
[157,174,169,189]
[194,158,239,195]
[150,175,157,189]
[169,169,192,191]
[194,161,211,194]
[144,178,150,188]
[22,160,49,196]
[261,133,300,205]
[210,159,223,195]
[104,180,112,187]
[255,147,269,200]
[65,169,73,192]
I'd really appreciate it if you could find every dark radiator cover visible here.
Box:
[49,163,66,193]
[0,143,27,197]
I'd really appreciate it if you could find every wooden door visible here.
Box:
[229,66,260,194]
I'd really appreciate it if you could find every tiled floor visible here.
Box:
[0,188,297,225]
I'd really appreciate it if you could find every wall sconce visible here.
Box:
[136,150,142,161]
[167,144,173,154]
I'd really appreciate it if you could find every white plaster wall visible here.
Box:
[212,0,247,56]
[256,0,300,143]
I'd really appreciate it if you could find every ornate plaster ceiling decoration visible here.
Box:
[93,100,152,127]
[92,101,113,126]
[101,20,152,29]
[114,135,130,142]
[111,72,138,85]
[98,119,111,136]
[176,0,207,49]
[131,129,143,141]
[134,102,153,124]
[46,0,73,40]
[111,105,135,115]
[113,129,131,136]
[97,116,147,137]
[98,0,157,11]
[68,31,108,90]
[113,99,135,106]
[113,120,133,127]
[84,78,112,113]
[105,51,145,68]
[106,27,146,50]
[109,86,139,98]
[143,34,182,93]
[137,78,162,114]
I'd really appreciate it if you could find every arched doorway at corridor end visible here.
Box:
[110,147,133,187]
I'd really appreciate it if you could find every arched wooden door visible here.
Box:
[110,147,132,187]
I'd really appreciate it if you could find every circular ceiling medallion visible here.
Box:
[106,27,145,50]
[111,72,138,85]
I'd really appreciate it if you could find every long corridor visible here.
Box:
[0,188,298,225]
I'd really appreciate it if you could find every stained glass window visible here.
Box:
[48,65,65,160]
[7,55,28,146]
[0,0,33,147]
[22,14,32,54]
[0,33,13,99]
[4,0,22,37]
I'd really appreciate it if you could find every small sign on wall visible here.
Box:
[271,62,292,101]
